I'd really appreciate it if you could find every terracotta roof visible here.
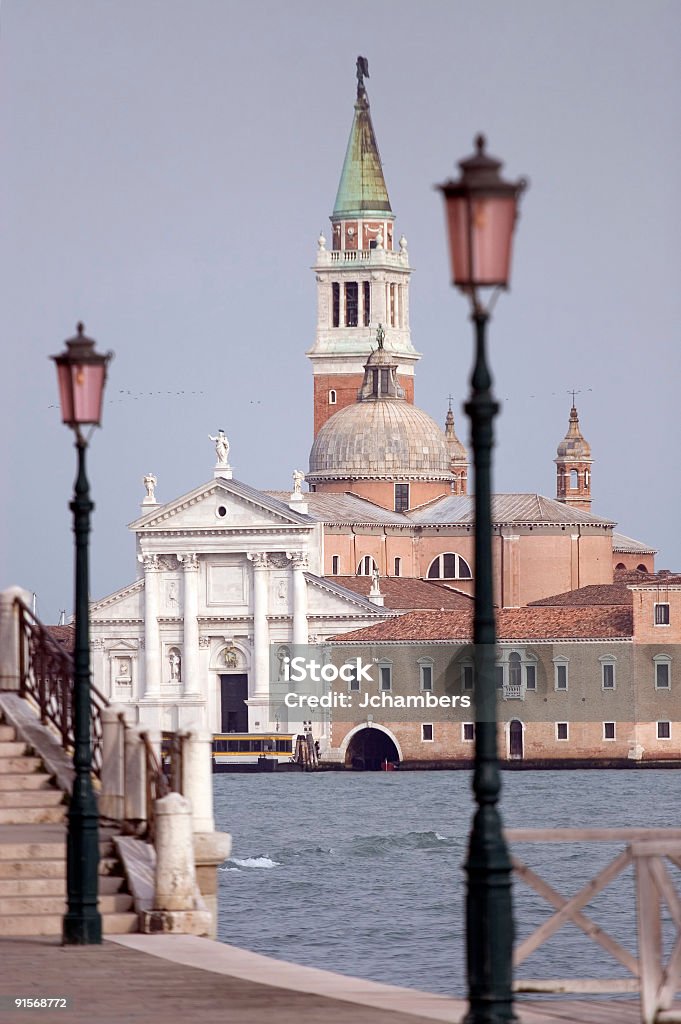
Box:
[326,576,473,611]
[332,605,632,643]
[529,584,634,607]
[531,573,681,607]
[47,624,75,652]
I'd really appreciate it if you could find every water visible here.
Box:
[214,770,681,995]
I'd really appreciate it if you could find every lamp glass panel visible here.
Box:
[445,194,517,288]
[56,362,76,424]
[70,363,106,425]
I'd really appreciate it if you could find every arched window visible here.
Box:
[570,469,579,489]
[584,469,590,488]
[508,652,522,688]
[357,555,378,576]
[637,564,648,573]
[427,553,472,580]
[329,389,337,405]
[615,563,627,571]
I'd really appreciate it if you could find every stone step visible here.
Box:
[0,840,114,860]
[0,911,139,937]
[0,790,64,808]
[0,773,53,791]
[0,806,66,825]
[0,873,124,897]
[0,742,29,758]
[0,756,43,774]
[0,726,17,742]
[0,859,64,879]
[0,892,133,915]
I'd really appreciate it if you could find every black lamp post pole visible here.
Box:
[63,437,102,945]
[463,307,516,1023]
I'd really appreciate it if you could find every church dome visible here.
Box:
[308,399,453,481]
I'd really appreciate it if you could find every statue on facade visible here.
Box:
[292,469,305,495]
[376,323,385,350]
[143,472,157,502]
[169,648,181,681]
[224,646,238,669]
[209,430,230,465]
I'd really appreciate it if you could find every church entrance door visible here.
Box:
[509,719,524,760]
[220,674,248,732]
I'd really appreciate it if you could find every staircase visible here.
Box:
[0,717,138,936]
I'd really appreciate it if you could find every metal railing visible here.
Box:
[15,597,107,777]
[508,828,681,1024]
[13,597,183,837]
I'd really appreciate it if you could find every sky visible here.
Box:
[1,0,680,624]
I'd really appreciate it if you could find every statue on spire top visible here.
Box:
[356,56,369,98]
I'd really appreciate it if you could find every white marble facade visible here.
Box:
[90,473,387,745]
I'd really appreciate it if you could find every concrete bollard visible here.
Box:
[124,726,147,826]
[181,729,215,833]
[100,706,126,821]
[0,586,32,691]
[154,792,196,912]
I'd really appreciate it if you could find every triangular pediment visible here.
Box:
[129,478,315,534]
[91,579,144,619]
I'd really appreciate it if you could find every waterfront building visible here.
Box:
[325,571,681,767]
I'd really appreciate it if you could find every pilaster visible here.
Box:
[142,554,161,697]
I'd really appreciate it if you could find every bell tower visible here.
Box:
[307,57,420,437]
[555,404,593,512]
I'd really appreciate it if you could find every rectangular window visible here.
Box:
[347,664,360,692]
[655,603,670,625]
[656,662,670,689]
[420,664,433,691]
[462,665,474,691]
[422,723,433,742]
[332,283,340,327]
[525,664,536,690]
[556,722,569,741]
[555,663,568,690]
[379,665,392,692]
[331,555,339,575]
[345,282,358,327]
[394,557,401,577]
[602,663,615,689]
[389,283,396,326]
[603,722,616,740]
[658,721,671,740]
[394,483,410,513]
[363,281,371,326]
[462,722,475,742]
[495,665,504,690]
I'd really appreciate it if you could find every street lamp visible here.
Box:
[438,137,527,1023]
[51,323,112,945]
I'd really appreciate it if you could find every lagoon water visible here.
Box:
[214,770,681,995]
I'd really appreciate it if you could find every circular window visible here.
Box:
[216,505,228,518]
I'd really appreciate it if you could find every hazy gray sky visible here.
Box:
[2,0,680,623]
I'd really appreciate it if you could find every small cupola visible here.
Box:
[357,325,405,401]
[445,400,469,495]
[555,404,593,511]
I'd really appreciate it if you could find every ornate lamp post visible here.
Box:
[51,323,112,944]
[438,137,527,1023]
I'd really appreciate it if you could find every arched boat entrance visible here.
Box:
[345,727,400,771]
[509,719,524,760]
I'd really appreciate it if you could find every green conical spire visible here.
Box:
[332,87,393,219]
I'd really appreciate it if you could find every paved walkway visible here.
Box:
[0,934,650,1024]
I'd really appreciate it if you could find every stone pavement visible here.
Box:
[0,934,647,1024]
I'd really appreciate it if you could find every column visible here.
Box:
[249,553,270,698]
[181,553,200,696]
[290,552,309,646]
[143,554,161,696]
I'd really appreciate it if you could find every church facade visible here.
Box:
[89,63,656,749]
